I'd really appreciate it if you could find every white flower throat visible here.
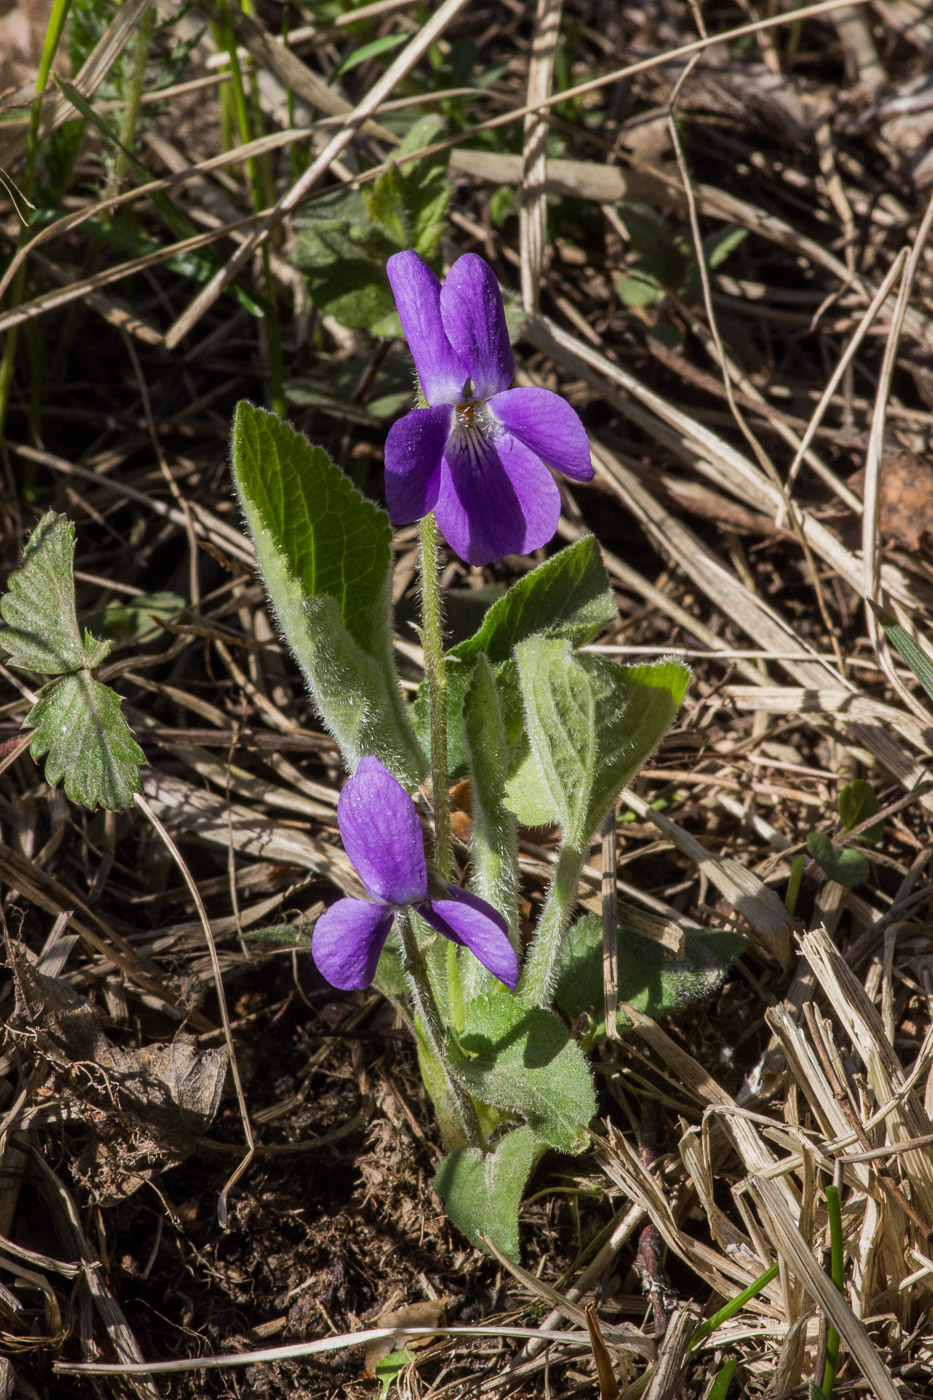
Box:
[452,382,498,458]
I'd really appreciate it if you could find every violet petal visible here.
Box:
[437,429,561,565]
[420,887,519,991]
[312,898,394,990]
[338,756,428,906]
[387,251,465,406]
[488,387,593,481]
[439,254,515,400]
[384,406,450,524]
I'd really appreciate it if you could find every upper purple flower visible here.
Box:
[312,756,519,991]
[384,251,593,566]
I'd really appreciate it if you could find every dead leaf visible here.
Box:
[5,939,227,1203]
[363,1299,448,1371]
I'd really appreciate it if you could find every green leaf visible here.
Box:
[435,1124,545,1260]
[510,644,690,842]
[375,1349,413,1398]
[454,536,615,668]
[837,779,883,845]
[449,993,596,1153]
[365,114,450,261]
[461,656,520,999]
[554,912,746,1039]
[25,672,146,809]
[230,403,425,788]
[702,223,748,270]
[333,30,409,77]
[868,600,933,709]
[91,590,185,645]
[295,224,399,332]
[807,832,870,889]
[1,513,145,809]
[1,512,104,674]
[418,536,617,776]
[617,272,664,308]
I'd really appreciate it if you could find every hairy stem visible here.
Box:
[399,913,481,1148]
[518,841,584,1007]
[419,512,451,878]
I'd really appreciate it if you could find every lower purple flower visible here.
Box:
[312,756,519,992]
[385,251,593,566]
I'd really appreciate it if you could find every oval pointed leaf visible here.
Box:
[435,1125,544,1261]
[512,642,690,845]
[231,403,425,787]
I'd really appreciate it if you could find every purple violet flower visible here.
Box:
[385,250,593,566]
[312,756,519,992]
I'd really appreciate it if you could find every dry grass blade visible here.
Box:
[164,0,472,346]
[641,1304,700,1400]
[519,0,563,314]
[620,789,792,965]
[802,927,933,1224]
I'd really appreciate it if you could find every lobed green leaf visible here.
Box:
[1,512,145,809]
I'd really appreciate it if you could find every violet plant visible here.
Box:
[230,250,694,1259]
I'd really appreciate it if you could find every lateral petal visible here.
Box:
[437,430,561,565]
[387,251,465,406]
[312,899,393,990]
[488,387,592,481]
[421,886,519,991]
[439,254,514,400]
[384,406,449,524]
[338,756,428,906]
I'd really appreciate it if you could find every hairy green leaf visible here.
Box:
[449,993,596,1153]
[231,403,425,787]
[1,512,104,674]
[1,513,145,809]
[435,1125,545,1261]
[554,912,746,1039]
[509,644,690,840]
[461,656,520,1000]
[26,673,146,809]
[418,536,617,775]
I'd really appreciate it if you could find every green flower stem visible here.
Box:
[419,511,451,879]
[106,4,152,207]
[399,912,481,1149]
[518,840,586,1007]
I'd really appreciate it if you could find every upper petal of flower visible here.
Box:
[488,387,593,481]
[338,756,428,906]
[387,251,465,406]
[436,429,561,565]
[420,886,519,991]
[439,254,515,400]
[312,897,394,990]
[384,405,450,525]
